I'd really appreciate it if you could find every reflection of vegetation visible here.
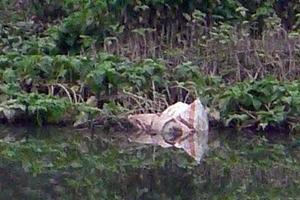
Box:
[0,127,300,199]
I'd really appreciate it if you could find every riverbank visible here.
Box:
[1,66,299,135]
[1,2,300,134]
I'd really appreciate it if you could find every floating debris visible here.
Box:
[128,98,209,164]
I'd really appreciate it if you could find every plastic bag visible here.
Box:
[162,99,209,132]
[128,113,195,145]
[128,98,209,164]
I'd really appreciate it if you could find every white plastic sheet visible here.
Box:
[127,98,209,164]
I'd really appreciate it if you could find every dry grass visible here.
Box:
[103,15,300,84]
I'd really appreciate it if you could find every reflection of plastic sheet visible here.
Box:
[128,130,173,148]
[128,98,209,164]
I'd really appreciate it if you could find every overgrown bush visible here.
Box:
[0,0,300,132]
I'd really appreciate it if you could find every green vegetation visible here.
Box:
[0,0,300,133]
[1,1,300,199]
[0,0,300,132]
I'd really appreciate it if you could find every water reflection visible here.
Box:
[128,128,208,164]
[0,126,299,199]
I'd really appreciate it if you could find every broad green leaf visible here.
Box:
[252,98,262,110]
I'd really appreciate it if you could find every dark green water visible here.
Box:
[0,126,299,200]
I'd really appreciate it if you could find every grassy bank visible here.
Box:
[1,52,300,133]
[0,1,300,134]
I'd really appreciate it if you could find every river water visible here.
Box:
[0,126,299,199]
